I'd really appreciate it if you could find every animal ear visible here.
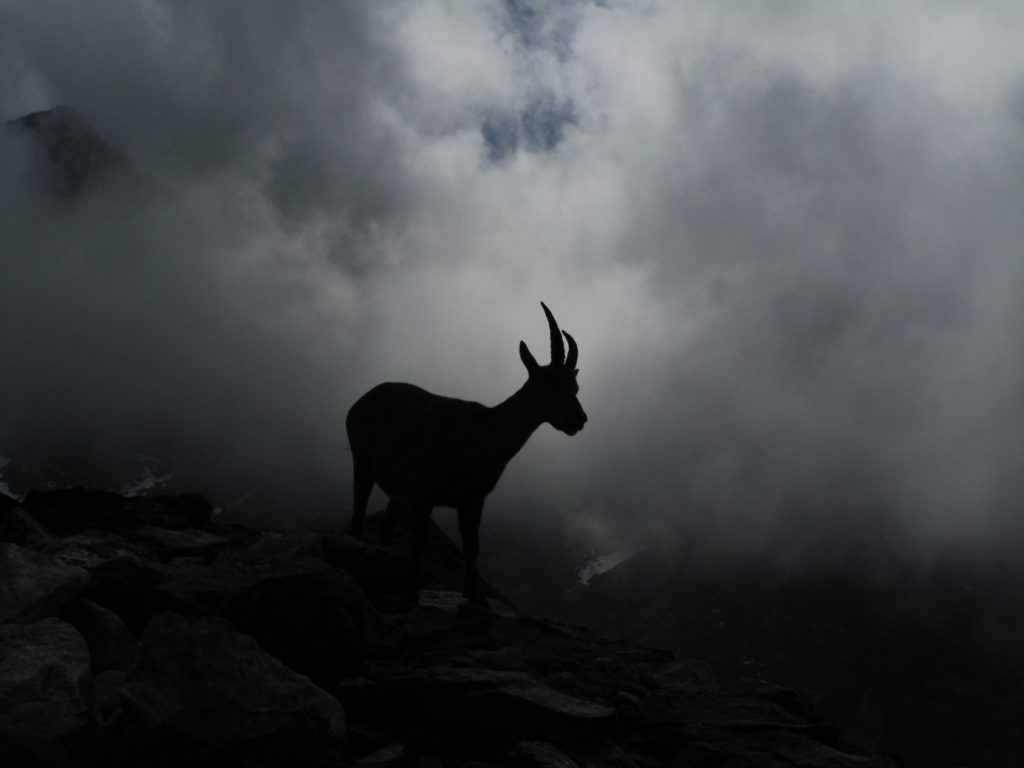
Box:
[519,341,540,375]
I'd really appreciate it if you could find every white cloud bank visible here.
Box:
[2,1,1024,570]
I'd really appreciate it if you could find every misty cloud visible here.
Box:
[2,1,1024,569]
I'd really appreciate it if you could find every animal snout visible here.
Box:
[571,409,588,434]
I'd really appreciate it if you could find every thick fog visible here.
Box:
[2,1,1023,569]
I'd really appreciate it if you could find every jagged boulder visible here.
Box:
[0,541,89,623]
[0,618,97,766]
[0,493,18,515]
[22,488,126,537]
[60,598,139,672]
[22,488,211,538]
[0,498,58,550]
[248,529,416,602]
[48,530,164,634]
[505,741,580,768]
[149,493,213,527]
[109,612,345,766]
[343,665,614,757]
[151,552,387,690]
[94,669,126,724]
[129,524,231,560]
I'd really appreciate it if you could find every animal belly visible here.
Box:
[371,439,499,507]
[375,469,488,509]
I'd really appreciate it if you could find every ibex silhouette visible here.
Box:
[346,302,587,606]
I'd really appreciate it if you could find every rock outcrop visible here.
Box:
[0,618,97,766]
[0,489,901,766]
[0,541,89,623]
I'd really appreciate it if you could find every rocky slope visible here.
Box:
[519,540,1024,768]
[1,489,900,767]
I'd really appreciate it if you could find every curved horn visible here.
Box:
[563,330,578,370]
[540,302,565,366]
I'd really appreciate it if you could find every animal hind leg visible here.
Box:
[458,500,488,608]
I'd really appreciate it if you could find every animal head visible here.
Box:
[519,302,588,435]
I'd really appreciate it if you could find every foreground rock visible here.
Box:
[0,542,89,623]
[107,612,345,767]
[0,488,902,766]
[0,618,97,766]
[60,598,139,672]
[151,552,385,690]
[0,498,57,550]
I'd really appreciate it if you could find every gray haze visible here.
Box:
[2,1,1024,570]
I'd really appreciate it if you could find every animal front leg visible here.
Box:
[458,501,488,607]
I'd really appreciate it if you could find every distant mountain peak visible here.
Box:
[6,105,127,198]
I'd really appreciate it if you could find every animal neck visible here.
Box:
[487,380,545,466]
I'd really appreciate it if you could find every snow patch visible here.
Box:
[0,454,20,500]
[577,546,642,586]
[119,454,174,497]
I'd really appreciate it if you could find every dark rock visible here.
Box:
[152,552,387,689]
[317,530,419,601]
[248,528,416,603]
[667,741,727,767]
[355,742,408,766]
[0,541,89,623]
[50,529,162,576]
[466,678,615,730]
[0,492,19,514]
[23,488,210,538]
[130,524,230,560]
[60,598,139,672]
[23,487,125,537]
[152,493,213,527]
[110,612,345,766]
[393,594,502,665]
[108,497,192,532]
[655,659,718,695]
[668,726,900,768]
[0,618,97,766]
[94,669,126,724]
[467,647,534,674]
[747,680,821,723]
[49,530,164,634]
[0,502,58,550]
[505,740,581,768]
[345,665,613,756]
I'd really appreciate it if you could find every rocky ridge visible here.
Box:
[0,489,899,767]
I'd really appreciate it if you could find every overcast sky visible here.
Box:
[2,1,1023,569]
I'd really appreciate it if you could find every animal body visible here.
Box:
[345,302,587,606]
